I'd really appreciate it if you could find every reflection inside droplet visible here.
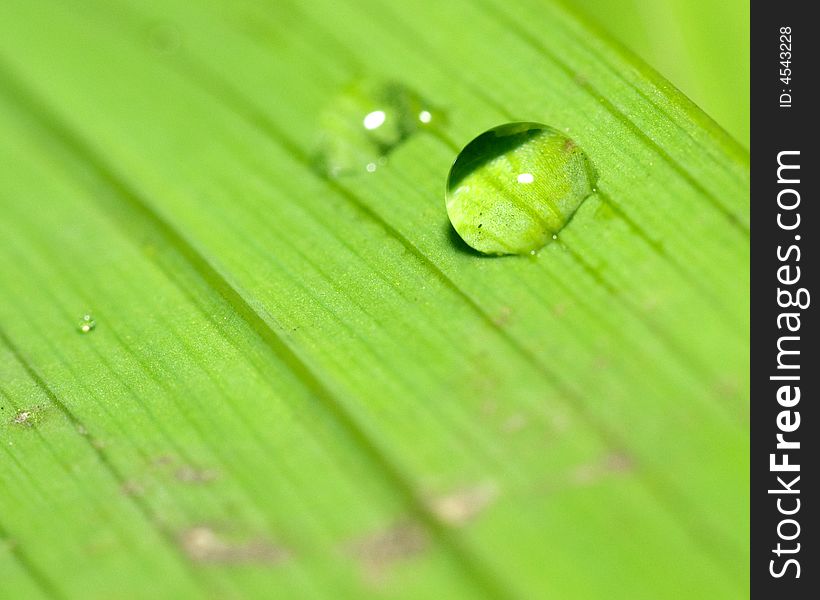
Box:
[517,173,534,184]
[363,110,386,130]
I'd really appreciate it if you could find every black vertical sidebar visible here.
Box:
[751,1,816,597]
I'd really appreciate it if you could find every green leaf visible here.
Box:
[0,0,748,598]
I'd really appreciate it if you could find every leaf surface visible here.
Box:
[0,0,749,598]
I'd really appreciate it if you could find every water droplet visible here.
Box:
[77,314,96,334]
[313,78,440,177]
[446,122,597,256]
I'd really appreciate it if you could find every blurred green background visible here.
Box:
[570,0,750,147]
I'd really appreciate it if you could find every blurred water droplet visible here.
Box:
[78,314,96,334]
[446,122,597,256]
[313,78,441,177]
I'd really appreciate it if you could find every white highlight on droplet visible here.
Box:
[366,162,377,172]
[418,110,432,124]
[517,173,534,184]
[363,110,386,130]
[78,313,96,333]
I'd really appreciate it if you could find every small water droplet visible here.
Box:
[446,122,597,256]
[78,314,96,334]
[313,78,441,177]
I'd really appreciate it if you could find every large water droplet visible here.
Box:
[313,79,440,177]
[77,314,96,334]
[446,123,597,256]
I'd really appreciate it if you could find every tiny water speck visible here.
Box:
[313,78,441,177]
[78,314,96,334]
[446,122,598,256]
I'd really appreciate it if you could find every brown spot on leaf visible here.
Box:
[604,452,635,472]
[152,454,175,467]
[179,526,289,565]
[348,521,427,582]
[120,480,144,497]
[175,465,219,484]
[480,400,498,416]
[501,413,527,434]
[592,355,611,370]
[429,483,498,526]
[713,376,741,400]
[552,302,569,317]
[492,306,512,327]
[572,452,635,485]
